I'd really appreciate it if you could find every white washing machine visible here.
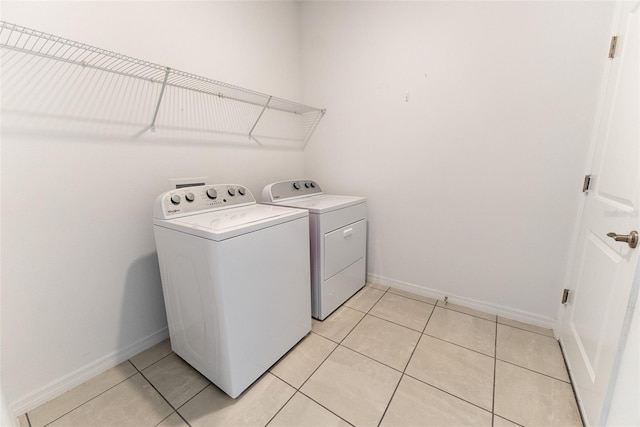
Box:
[262,180,366,320]
[153,184,311,398]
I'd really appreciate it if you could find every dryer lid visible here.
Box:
[269,194,365,214]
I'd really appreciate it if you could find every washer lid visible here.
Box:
[153,204,308,241]
[270,194,365,214]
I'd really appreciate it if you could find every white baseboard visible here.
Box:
[367,273,557,330]
[10,328,169,416]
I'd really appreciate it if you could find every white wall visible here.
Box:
[300,1,615,323]
[1,1,305,412]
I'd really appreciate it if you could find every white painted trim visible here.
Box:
[367,273,556,330]
[10,328,169,416]
[559,337,589,427]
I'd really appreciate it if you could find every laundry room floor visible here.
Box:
[17,283,583,427]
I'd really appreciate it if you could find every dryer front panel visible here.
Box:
[324,219,366,280]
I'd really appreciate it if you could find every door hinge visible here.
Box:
[582,174,592,192]
[562,289,570,305]
[609,35,618,59]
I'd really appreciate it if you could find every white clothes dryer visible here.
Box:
[153,184,311,398]
[262,180,366,320]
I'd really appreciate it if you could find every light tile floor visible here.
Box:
[17,284,583,427]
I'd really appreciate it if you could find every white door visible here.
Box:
[560,2,640,426]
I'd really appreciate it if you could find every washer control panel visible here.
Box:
[155,184,254,219]
[263,180,322,202]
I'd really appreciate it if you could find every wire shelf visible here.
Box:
[0,21,325,147]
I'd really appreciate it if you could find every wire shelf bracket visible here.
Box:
[149,67,170,133]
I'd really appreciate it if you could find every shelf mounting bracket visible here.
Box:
[150,67,171,132]
[249,96,272,140]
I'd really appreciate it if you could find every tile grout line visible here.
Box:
[339,285,387,343]
[495,414,526,427]
[422,299,439,334]
[496,359,572,384]
[423,300,554,339]
[432,305,497,326]
[409,299,493,413]
[291,285,387,426]
[387,289,438,305]
[377,296,442,426]
[296,390,356,427]
[362,284,401,427]
[153,410,190,427]
[263,388,299,427]
[402,371,494,415]
[496,320,555,338]
[268,331,316,370]
[268,370,303,390]
[436,301,498,323]
[422,330,495,359]
[375,371,404,426]
[361,286,437,334]
[366,310,433,334]
[339,344,407,375]
[295,328,347,391]
[343,294,492,384]
[279,288,376,393]
[169,381,211,426]
[40,361,138,427]
[383,290,436,308]
[498,322,557,340]
[134,356,199,427]
[133,351,174,373]
[280,339,351,425]
[377,334,426,426]
[268,358,357,426]
[423,306,497,357]
[344,286,387,315]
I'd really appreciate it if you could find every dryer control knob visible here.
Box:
[238,187,246,196]
[185,192,195,202]
[293,182,300,190]
[228,188,236,196]
[170,194,181,205]
[304,182,310,188]
[206,188,217,200]
[310,182,316,188]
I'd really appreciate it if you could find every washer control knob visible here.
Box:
[228,188,236,196]
[206,188,217,200]
[310,182,316,188]
[185,192,195,202]
[170,194,181,205]
[304,182,310,188]
[293,182,300,190]
[238,187,246,196]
